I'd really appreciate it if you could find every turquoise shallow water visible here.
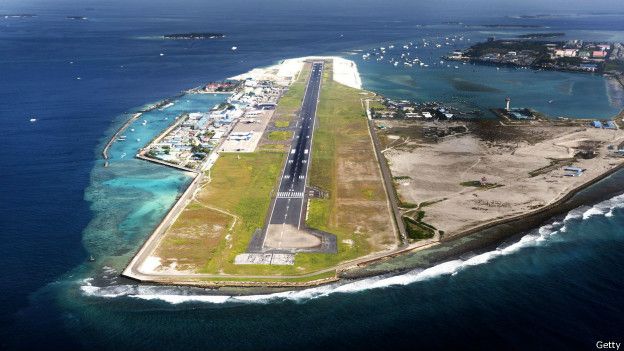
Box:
[354,30,623,118]
[82,93,227,266]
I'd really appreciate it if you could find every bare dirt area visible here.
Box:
[153,204,232,272]
[379,119,624,236]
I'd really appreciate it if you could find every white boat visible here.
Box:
[120,152,126,158]
[29,118,37,123]
[231,46,237,51]
[130,128,135,132]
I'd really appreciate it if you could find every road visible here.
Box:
[366,117,408,245]
[266,62,323,230]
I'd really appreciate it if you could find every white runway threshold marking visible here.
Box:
[277,191,304,198]
[234,253,295,265]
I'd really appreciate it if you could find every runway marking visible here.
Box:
[277,192,304,198]
[263,62,323,242]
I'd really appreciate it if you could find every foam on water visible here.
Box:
[80,193,624,305]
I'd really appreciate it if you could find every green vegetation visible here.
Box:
[305,61,397,265]
[191,144,210,153]
[419,198,447,208]
[393,175,411,180]
[195,270,337,283]
[197,152,285,275]
[398,201,418,209]
[604,60,624,74]
[274,120,289,128]
[529,158,574,177]
[466,40,549,58]
[460,180,483,187]
[153,60,396,280]
[517,32,565,39]
[403,216,435,240]
[460,180,503,189]
[259,143,287,152]
[267,130,292,141]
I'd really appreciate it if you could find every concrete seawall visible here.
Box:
[102,112,142,165]
[122,170,202,280]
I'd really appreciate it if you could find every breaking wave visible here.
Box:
[80,193,624,305]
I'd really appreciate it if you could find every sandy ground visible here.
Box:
[228,56,362,89]
[382,121,624,235]
[264,224,322,249]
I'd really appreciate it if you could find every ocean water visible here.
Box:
[1,2,624,350]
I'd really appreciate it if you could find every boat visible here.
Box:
[231,46,237,51]
[88,255,95,262]
[130,128,135,132]
[120,152,126,158]
[29,118,37,123]
[136,138,141,142]
[117,135,127,141]
[142,120,147,126]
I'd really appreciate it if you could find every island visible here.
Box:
[517,32,565,39]
[114,54,624,289]
[163,32,225,40]
[446,38,624,76]
[1,14,37,18]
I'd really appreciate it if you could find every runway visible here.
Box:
[265,62,323,241]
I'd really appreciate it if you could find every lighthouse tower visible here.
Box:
[505,97,511,111]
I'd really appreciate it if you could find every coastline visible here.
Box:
[117,56,624,292]
[228,56,362,89]
[101,97,182,166]
[340,160,624,279]
[119,145,624,292]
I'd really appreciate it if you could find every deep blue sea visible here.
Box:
[1,1,623,350]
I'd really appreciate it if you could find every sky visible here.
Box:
[1,0,623,19]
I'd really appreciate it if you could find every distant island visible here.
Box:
[480,24,545,28]
[1,14,37,18]
[163,32,224,40]
[66,16,88,20]
[517,32,565,39]
[446,38,624,76]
